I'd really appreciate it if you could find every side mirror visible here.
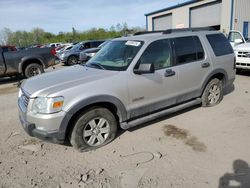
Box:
[234,38,243,44]
[134,63,155,74]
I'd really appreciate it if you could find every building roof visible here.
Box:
[145,0,199,16]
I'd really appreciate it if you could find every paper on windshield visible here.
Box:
[125,41,141,47]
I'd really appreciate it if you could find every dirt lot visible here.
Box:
[0,67,250,188]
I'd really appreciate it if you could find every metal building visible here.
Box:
[145,0,250,38]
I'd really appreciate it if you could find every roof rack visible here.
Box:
[133,27,215,36]
[163,27,215,34]
[133,30,164,36]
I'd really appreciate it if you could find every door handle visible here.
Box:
[165,69,175,77]
[201,62,210,68]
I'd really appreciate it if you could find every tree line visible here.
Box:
[0,23,144,48]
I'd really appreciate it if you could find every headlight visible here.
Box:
[86,52,96,57]
[32,96,64,114]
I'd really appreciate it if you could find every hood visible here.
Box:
[21,65,119,98]
[234,42,250,51]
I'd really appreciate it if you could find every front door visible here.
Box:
[228,31,245,47]
[127,38,179,119]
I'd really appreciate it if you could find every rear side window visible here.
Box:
[206,34,233,56]
[173,36,204,65]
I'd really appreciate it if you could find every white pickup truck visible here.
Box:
[228,31,250,70]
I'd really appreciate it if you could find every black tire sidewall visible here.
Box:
[24,63,44,78]
[69,108,117,152]
[67,56,78,66]
[202,78,223,107]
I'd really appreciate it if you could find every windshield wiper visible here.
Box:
[87,62,106,70]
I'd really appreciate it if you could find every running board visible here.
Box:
[120,98,201,130]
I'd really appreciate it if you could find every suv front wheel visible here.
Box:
[69,107,117,152]
[201,78,223,107]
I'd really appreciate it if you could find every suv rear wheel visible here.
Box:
[202,78,223,107]
[69,107,117,152]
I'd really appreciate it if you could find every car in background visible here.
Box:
[58,40,105,65]
[0,46,57,78]
[55,45,73,60]
[48,43,62,48]
[228,30,250,71]
[1,45,17,52]
[79,40,110,63]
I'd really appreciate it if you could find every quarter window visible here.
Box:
[173,36,204,65]
[137,39,172,70]
[206,34,234,56]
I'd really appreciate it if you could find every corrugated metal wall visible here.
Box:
[233,0,250,36]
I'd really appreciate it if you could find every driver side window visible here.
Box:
[137,39,172,70]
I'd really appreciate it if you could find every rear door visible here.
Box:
[171,36,212,103]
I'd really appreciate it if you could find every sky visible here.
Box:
[0,0,187,34]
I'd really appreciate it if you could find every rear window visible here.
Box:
[173,36,204,65]
[206,34,233,56]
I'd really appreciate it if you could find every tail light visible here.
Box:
[51,48,56,56]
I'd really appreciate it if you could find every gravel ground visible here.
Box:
[0,66,249,188]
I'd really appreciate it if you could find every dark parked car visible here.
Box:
[58,40,105,65]
[0,46,57,78]
[1,45,17,52]
[79,40,110,63]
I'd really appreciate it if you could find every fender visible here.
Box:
[200,68,228,95]
[58,95,128,136]
[18,56,45,74]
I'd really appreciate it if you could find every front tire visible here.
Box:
[67,56,78,66]
[201,78,223,107]
[24,63,44,78]
[69,107,117,152]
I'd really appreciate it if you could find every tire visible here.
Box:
[201,78,223,107]
[67,55,78,66]
[24,63,44,78]
[69,107,117,152]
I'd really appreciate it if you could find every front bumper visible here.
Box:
[235,54,250,70]
[236,63,250,70]
[18,99,67,144]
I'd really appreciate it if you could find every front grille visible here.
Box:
[21,93,29,108]
[236,63,250,67]
[237,51,250,58]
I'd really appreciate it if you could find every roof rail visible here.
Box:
[133,30,164,36]
[163,27,215,34]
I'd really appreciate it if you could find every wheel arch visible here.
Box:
[59,95,128,139]
[201,69,228,95]
[19,58,44,74]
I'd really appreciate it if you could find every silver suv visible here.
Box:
[18,28,236,151]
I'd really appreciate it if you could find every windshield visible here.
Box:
[98,40,110,48]
[71,42,84,50]
[86,40,143,71]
